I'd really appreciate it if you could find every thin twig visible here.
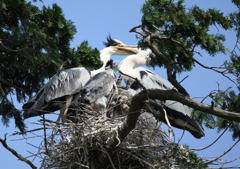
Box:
[206,139,240,165]
[191,125,229,151]
[42,115,49,155]
[194,58,237,86]
[0,134,37,169]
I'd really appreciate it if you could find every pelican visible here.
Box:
[81,59,117,112]
[22,37,134,122]
[106,38,204,139]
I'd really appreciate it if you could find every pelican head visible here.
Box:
[102,36,139,56]
[92,36,139,76]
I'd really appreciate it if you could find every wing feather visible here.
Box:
[81,71,115,104]
[133,68,204,138]
[23,67,91,118]
[45,67,90,101]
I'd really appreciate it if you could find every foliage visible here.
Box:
[231,0,240,8]
[193,88,240,140]
[193,7,240,140]
[1,0,240,168]
[173,144,207,169]
[139,0,240,142]
[140,0,231,73]
[0,0,101,132]
[74,41,102,70]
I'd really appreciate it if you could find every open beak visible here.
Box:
[111,46,139,54]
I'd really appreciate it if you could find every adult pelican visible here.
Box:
[22,37,134,122]
[108,39,204,139]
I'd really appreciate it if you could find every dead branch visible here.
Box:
[0,134,37,169]
[12,127,52,136]
[206,139,240,165]
[192,125,229,151]
[129,24,144,36]
[193,58,237,86]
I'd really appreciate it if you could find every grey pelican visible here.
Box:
[81,59,118,112]
[106,38,204,139]
[22,38,134,122]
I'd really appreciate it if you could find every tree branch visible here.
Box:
[0,40,27,52]
[193,58,238,86]
[144,89,240,121]
[96,87,240,167]
[191,125,229,151]
[0,134,37,169]
[144,34,190,96]
[206,139,240,165]
[129,24,144,35]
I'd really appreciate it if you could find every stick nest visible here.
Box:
[27,107,201,169]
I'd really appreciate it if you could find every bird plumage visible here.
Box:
[81,60,117,112]
[23,67,91,119]
[111,41,204,139]
[22,38,134,121]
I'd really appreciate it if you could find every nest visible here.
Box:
[27,105,201,169]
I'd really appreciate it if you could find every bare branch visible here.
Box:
[129,25,142,33]
[193,58,238,86]
[129,25,145,36]
[206,139,240,165]
[12,127,52,136]
[0,134,37,169]
[191,125,229,151]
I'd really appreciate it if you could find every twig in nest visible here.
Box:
[114,128,121,147]
[41,115,49,155]
[11,127,54,136]
[163,109,174,142]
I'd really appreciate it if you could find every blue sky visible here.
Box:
[1,1,239,168]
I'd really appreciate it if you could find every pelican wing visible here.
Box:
[81,71,115,104]
[23,67,91,118]
[137,68,204,138]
